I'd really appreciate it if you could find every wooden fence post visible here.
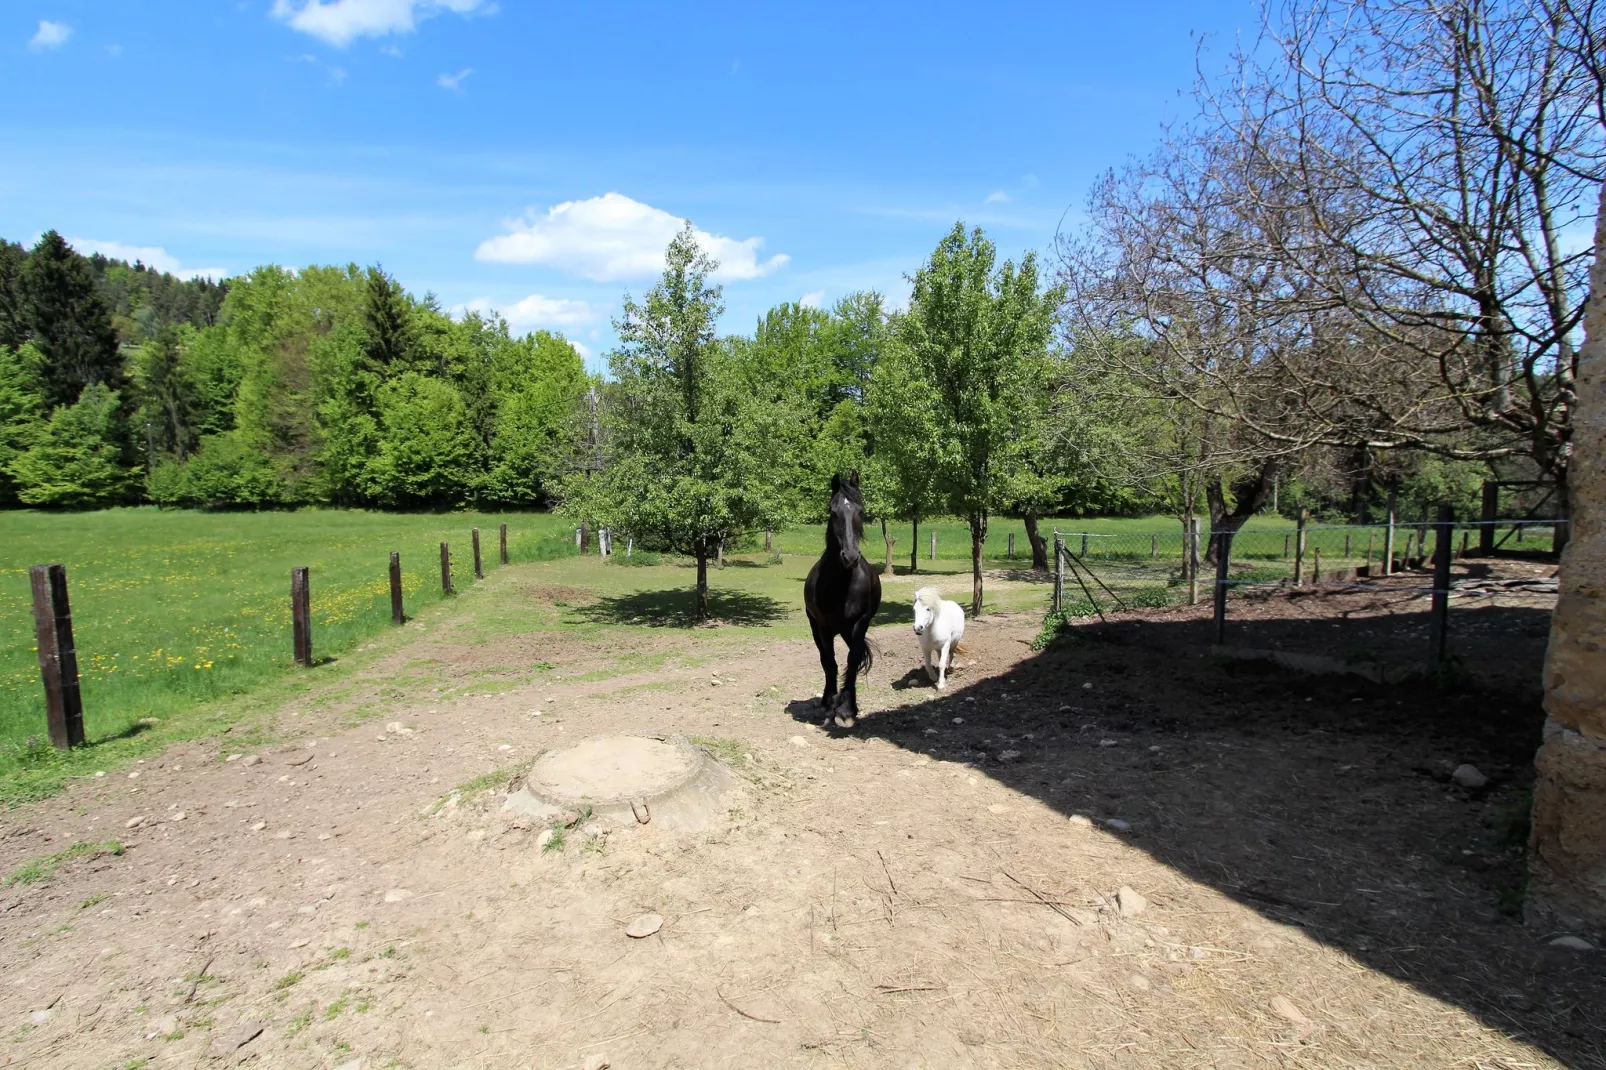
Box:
[472,528,484,579]
[1284,533,1291,558]
[930,530,936,560]
[1212,532,1233,645]
[1052,533,1065,614]
[440,542,452,595]
[1187,518,1200,606]
[1008,532,1015,559]
[1403,531,1416,569]
[1430,504,1454,662]
[1460,529,1469,558]
[389,552,404,625]
[1383,491,1397,576]
[1151,533,1158,558]
[765,529,772,553]
[1479,481,1497,555]
[1344,533,1351,559]
[580,522,591,555]
[1312,548,1322,584]
[29,564,84,749]
[499,523,509,565]
[1080,533,1089,558]
[291,567,311,667]
[1293,508,1308,586]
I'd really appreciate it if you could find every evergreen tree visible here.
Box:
[0,240,25,353]
[361,266,416,377]
[20,232,125,408]
[136,325,196,458]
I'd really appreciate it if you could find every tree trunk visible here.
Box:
[881,518,896,577]
[1203,460,1279,564]
[910,516,919,574]
[1024,512,1049,571]
[970,514,986,616]
[695,550,709,620]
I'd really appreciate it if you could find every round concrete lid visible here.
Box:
[526,735,701,805]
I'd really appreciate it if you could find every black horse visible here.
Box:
[804,470,882,727]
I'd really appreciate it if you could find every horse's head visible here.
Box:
[828,470,865,570]
[912,587,940,636]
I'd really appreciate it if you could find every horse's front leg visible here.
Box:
[937,640,952,691]
[809,618,839,711]
[922,640,936,682]
[836,624,872,728]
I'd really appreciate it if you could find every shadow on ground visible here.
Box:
[792,604,1605,1067]
[576,588,789,628]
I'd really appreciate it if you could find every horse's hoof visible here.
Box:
[834,713,856,729]
[936,680,947,691]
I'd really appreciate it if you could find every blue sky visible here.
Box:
[2,0,1262,366]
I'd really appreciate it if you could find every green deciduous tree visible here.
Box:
[899,223,1064,613]
[864,339,943,574]
[365,372,480,507]
[565,224,787,618]
[8,384,135,508]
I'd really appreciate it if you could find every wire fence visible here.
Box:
[1051,517,1564,680]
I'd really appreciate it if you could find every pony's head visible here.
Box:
[912,587,942,635]
[827,470,865,569]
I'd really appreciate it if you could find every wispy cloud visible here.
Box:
[984,189,1011,205]
[66,237,228,281]
[799,290,824,308]
[454,293,601,332]
[271,0,490,48]
[289,52,348,85]
[29,20,71,50]
[436,67,472,90]
[476,192,789,283]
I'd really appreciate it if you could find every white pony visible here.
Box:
[912,587,966,690]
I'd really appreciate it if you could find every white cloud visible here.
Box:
[476,192,789,283]
[799,291,825,309]
[455,293,601,333]
[29,20,71,50]
[271,0,488,48]
[436,67,472,90]
[66,238,228,281]
[984,189,1011,205]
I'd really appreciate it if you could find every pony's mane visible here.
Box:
[914,586,944,611]
[833,480,863,505]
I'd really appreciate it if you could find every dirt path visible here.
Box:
[1,565,1601,1069]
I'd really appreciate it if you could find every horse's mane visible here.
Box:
[914,586,944,611]
[833,480,863,505]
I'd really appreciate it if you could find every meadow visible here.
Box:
[0,506,1370,804]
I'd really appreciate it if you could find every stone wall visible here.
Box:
[1528,184,1606,937]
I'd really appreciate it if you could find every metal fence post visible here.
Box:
[1430,504,1454,662]
[1212,531,1233,645]
[389,552,404,625]
[29,564,84,749]
[291,567,312,667]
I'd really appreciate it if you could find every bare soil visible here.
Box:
[2,562,1600,1069]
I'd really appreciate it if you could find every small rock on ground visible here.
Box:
[1067,814,1092,828]
[1104,818,1132,832]
[1549,935,1595,951]
[384,889,413,904]
[1452,763,1488,789]
[241,754,261,767]
[1116,885,1148,916]
[625,913,663,939]
[583,1055,610,1070]
[535,829,554,848]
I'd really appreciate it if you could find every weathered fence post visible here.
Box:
[580,522,591,555]
[1212,531,1233,645]
[440,542,452,594]
[1517,522,1525,544]
[930,530,937,560]
[627,537,634,558]
[575,527,582,550]
[1151,533,1158,558]
[1479,481,1497,555]
[1344,533,1351,559]
[1080,533,1089,558]
[1008,533,1015,559]
[1366,530,1375,573]
[1052,533,1065,614]
[1460,529,1469,558]
[389,552,404,625]
[1312,548,1322,584]
[1284,533,1291,559]
[29,565,84,749]
[1403,531,1416,569]
[1383,491,1398,576]
[764,529,772,553]
[1430,504,1454,662]
[1187,518,1201,606]
[472,528,484,579]
[1293,508,1308,586]
[291,567,311,667]
[499,523,509,565]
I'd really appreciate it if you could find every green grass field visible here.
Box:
[1,506,1530,805]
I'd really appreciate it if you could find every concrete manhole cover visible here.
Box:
[503,735,738,832]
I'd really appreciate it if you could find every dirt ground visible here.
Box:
[1,562,1601,1069]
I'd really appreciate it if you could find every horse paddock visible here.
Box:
[0,560,1600,1069]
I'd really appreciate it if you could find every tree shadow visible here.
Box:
[787,603,1604,1066]
[576,588,789,628]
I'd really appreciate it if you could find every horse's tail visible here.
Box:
[858,636,879,679]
